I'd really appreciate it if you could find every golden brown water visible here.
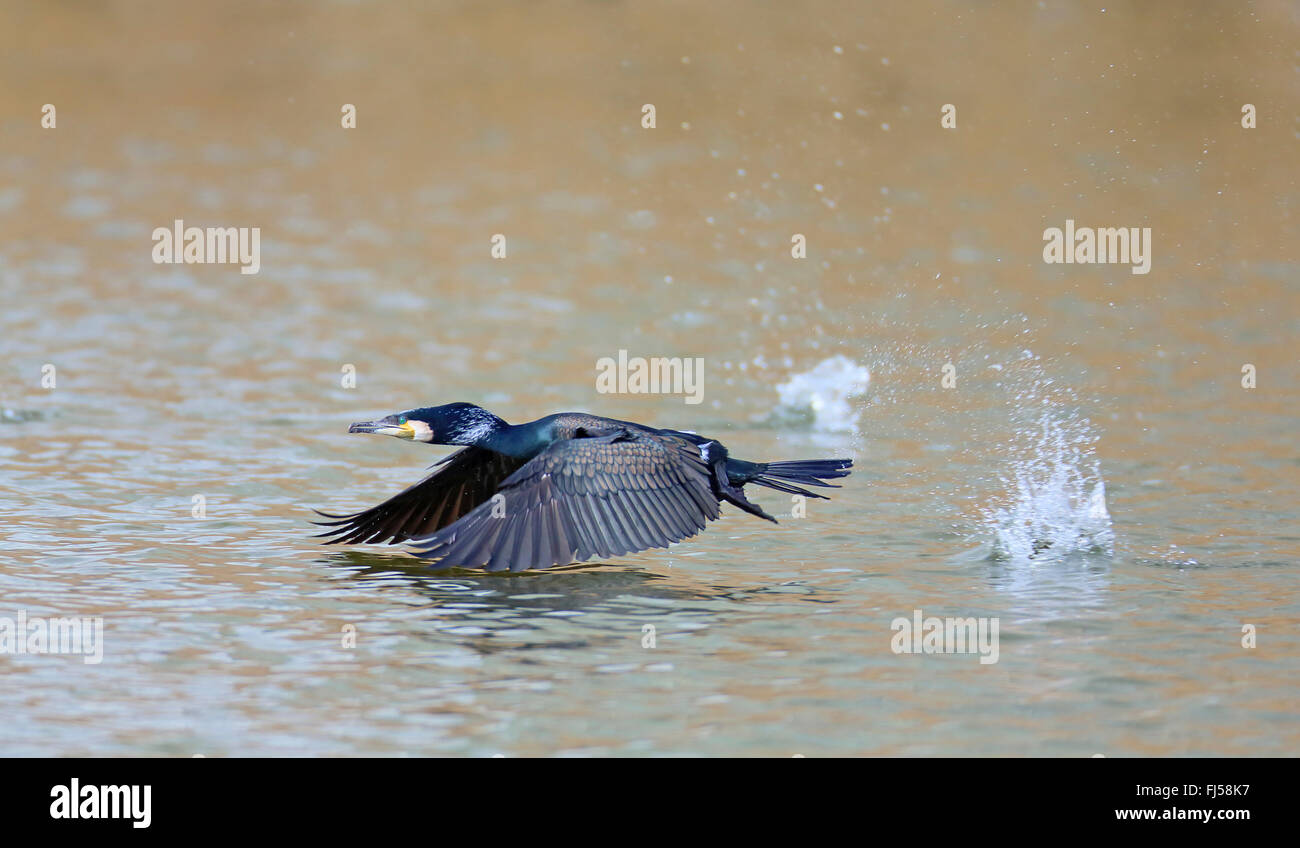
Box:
[0,0,1296,756]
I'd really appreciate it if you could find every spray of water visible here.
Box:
[982,412,1113,562]
[766,342,1114,565]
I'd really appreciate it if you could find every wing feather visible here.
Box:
[314,447,526,545]
[407,433,720,571]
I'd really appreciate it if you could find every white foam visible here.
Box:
[774,355,870,433]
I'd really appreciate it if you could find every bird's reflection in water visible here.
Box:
[315,549,801,657]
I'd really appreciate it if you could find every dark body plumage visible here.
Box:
[315,403,852,572]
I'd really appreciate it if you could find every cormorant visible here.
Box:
[315,403,852,572]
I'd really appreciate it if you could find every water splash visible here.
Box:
[982,413,1114,562]
[772,355,870,432]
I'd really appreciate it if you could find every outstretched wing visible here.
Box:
[407,431,721,572]
[314,447,527,545]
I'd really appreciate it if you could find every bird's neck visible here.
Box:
[472,418,555,459]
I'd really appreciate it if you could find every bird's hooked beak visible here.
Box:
[348,417,415,439]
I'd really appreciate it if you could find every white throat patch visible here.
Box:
[409,420,434,442]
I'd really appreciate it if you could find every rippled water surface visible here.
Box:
[1,1,1297,756]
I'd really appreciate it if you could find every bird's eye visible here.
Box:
[398,416,408,425]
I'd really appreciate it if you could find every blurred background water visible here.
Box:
[0,0,1296,756]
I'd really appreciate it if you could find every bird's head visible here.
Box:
[348,402,507,446]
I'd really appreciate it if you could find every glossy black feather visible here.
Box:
[406,431,719,572]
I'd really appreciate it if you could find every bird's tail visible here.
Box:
[744,458,853,499]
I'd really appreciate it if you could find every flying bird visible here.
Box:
[315,403,852,572]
